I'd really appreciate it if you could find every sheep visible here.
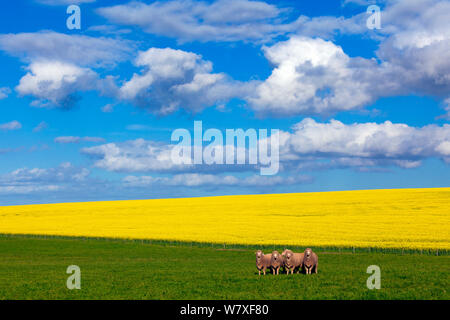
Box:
[280,249,290,273]
[270,250,283,275]
[302,248,318,274]
[283,249,304,275]
[281,249,291,274]
[255,250,272,275]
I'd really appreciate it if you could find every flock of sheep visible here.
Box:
[255,248,318,275]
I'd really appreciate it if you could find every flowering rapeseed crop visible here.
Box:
[0,188,449,249]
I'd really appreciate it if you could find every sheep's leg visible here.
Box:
[315,263,318,274]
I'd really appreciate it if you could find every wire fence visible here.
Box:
[0,233,447,256]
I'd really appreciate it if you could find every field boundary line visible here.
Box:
[0,233,448,256]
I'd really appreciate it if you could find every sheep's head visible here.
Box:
[255,250,263,261]
[285,251,293,262]
[304,248,312,258]
[272,250,280,262]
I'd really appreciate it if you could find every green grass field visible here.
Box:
[0,236,448,300]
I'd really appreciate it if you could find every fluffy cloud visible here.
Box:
[0,120,22,131]
[0,31,131,108]
[82,138,266,174]
[2,1,449,118]
[82,139,184,172]
[0,87,11,99]
[81,136,276,174]
[97,0,302,43]
[16,61,102,108]
[280,118,450,169]
[379,0,450,49]
[0,31,132,67]
[82,119,450,176]
[247,37,382,116]
[374,1,450,103]
[119,47,251,114]
[247,31,450,116]
[0,162,90,194]
[54,136,105,144]
[96,0,383,44]
[243,0,450,117]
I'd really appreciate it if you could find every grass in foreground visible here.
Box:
[0,237,448,300]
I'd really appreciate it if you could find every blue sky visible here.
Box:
[0,0,450,205]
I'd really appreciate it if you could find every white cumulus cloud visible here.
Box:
[280,118,450,169]
[16,60,100,108]
[119,47,252,114]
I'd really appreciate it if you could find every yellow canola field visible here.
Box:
[0,188,449,249]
